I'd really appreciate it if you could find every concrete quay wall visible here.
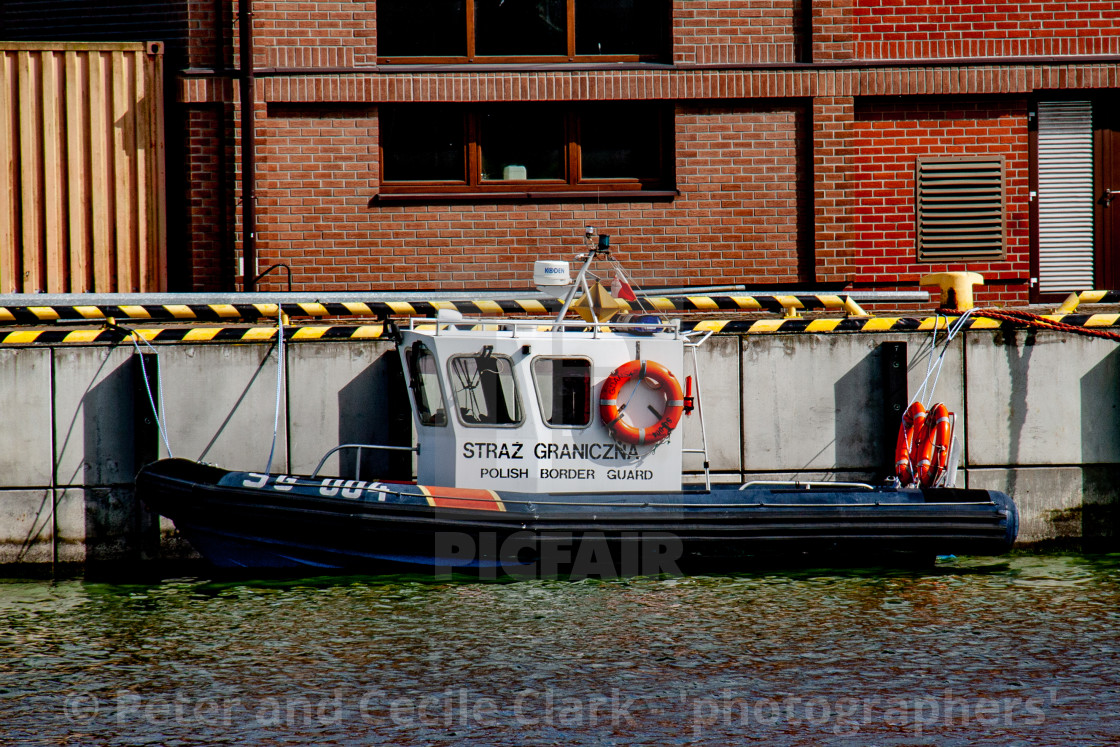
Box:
[1,329,1115,567]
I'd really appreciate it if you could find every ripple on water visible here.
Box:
[0,553,1118,745]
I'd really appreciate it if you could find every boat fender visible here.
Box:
[599,359,685,446]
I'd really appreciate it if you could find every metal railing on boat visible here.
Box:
[311,443,418,479]
[410,316,686,338]
[738,480,877,491]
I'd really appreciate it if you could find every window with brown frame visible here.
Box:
[376,0,670,64]
[379,103,674,198]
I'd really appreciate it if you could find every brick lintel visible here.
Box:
[178,62,1120,104]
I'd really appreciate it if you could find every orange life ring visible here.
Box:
[599,359,685,446]
[919,402,953,486]
[895,401,953,487]
[894,402,927,486]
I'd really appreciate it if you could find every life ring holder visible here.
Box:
[599,359,685,446]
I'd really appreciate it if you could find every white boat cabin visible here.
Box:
[399,320,692,494]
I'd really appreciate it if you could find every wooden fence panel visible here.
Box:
[0,42,165,293]
[0,53,15,288]
[64,51,89,292]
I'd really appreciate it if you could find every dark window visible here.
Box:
[377,0,467,58]
[449,354,523,427]
[532,358,591,427]
[406,342,447,427]
[380,103,672,196]
[575,0,666,57]
[475,0,566,57]
[480,108,565,182]
[377,0,669,63]
[381,107,467,183]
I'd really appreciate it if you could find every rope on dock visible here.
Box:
[970,308,1120,342]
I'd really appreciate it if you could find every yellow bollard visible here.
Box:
[920,272,985,311]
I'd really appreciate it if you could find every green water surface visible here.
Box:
[1,553,1118,745]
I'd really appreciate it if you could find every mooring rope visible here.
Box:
[971,308,1120,342]
[264,305,286,475]
[128,332,174,458]
[910,309,974,409]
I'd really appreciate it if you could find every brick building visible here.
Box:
[4,1,1120,303]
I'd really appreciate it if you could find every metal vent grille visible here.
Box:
[916,157,1006,261]
[1037,100,1094,294]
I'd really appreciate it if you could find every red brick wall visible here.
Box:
[813,0,856,62]
[813,96,857,284]
[250,104,809,292]
[673,0,802,64]
[250,1,376,68]
[169,2,1118,296]
[254,105,377,290]
[186,107,234,291]
[851,99,1030,305]
[187,0,221,68]
[854,1,1120,60]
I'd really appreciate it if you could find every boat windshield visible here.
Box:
[406,342,447,427]
[532,357,591,427]
[448,352,523,426]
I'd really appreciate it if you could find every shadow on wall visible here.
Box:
[338,350,413,481]
[1081,347,1120,549]
[998,328,1035,505]
[833,346,883,477]
[81,355,158,565]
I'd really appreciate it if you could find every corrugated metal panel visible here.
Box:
[916,157,1006,261]
[1037,100,1094,294]
[0,43,166,293]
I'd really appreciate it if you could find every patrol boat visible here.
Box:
[136,233,1018,575]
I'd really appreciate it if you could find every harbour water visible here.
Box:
[2,553,1118,746]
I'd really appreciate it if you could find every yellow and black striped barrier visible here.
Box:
[0,294,870,324]
[2,313,1120,345]
[0,301,545,323]
[0,325,390,346]
[1055,290,1120,314]
[686,313,1120,334]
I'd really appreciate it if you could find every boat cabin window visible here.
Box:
[405,342,447,427]
[532,357,591,427]
[448,352,523,427]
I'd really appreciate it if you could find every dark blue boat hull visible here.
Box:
[136,458,1019,575]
